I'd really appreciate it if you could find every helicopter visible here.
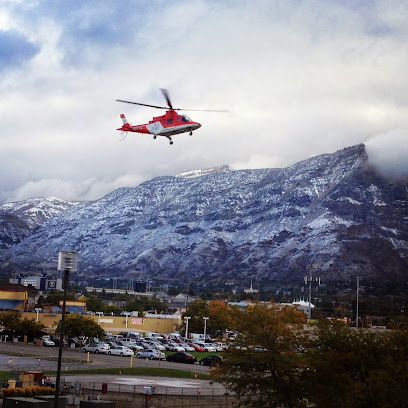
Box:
[116,89,226,145]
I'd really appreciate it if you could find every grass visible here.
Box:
[165,351,222,360]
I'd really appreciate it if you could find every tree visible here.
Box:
[18,318,46,340]
[54,314,104,339]
[208,300,230,335]
[44,290,77,305]
[86,295,105,312]
[0,310,21,332]
[308,319,408,408]
[104,305,121,315]
[215,303,308,408]
[182,299,209,334]
[124,299,143,316]
[0,311,45,340]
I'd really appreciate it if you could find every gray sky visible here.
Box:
[1,0,407,204]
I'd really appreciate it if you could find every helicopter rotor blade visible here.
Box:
[160,88,173,110]
[117,88,229,113]
[116,100,168,110]
[173,108,230,112]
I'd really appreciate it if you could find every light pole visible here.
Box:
[124,312,130,329]
[203,317,209,340]
[96,312,103,325]
[35,308,42,323]
[56,251,78,408]
[184,317,191,340]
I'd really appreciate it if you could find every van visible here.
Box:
[190,333,205,341]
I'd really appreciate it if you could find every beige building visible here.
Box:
[22,311,181,335]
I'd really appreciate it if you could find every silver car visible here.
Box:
[136,349,165,360]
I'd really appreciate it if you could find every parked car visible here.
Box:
[134,341,151,350]
[43,338,55,347]
[213,342,227,352]
[191,343,206,352]
[145,341,166,351]
[67,338,81,348]
[166,352,197,364]
[180,343,195,352]
[135,349,165,360]
[195,342,217,352]
[167,342,185,352]
[199,355,224,366]
[82,343,110,354]
[107,346,134,357]
[117,341,143,351]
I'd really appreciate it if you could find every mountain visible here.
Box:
[0,197,77,249]
[0,144,407,288]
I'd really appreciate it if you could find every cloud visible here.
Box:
[366,129,408,180]
[0,0,408,204]
[1,173,145,204]
[0,30,39,71]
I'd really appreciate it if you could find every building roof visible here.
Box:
[0,299,25,309]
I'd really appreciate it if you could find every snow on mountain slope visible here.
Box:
[0,197,78,249]
[1,145,407,286]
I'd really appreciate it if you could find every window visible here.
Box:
[167,118,173,124]
[181,115,191,122]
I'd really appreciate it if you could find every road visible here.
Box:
[0,341,210,374]
[0,342,225,396]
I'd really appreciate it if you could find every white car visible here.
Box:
[146,341,166,351]
[213,342,227,352]
[180,343,195,352]
[108,346,134,357]
[136,349,165,360]
[167,342,185,352]
[43,338,55,347]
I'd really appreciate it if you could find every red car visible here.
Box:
[191,343,206,352]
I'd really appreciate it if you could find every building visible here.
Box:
[9,274,62,291]
[0,290,28,310]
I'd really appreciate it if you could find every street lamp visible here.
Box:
[35,308,42,323]
[184,317,191,340]
[96,312,103,325]
[203,317,209,340]
[55,251,78,408]
[124,311,131,329]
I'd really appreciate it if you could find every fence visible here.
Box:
[60,381,227,397]
[59,380,238,408]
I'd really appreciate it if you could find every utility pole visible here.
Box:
[356,276,360,329]
[55,251,78,408]
[304,264,319,324]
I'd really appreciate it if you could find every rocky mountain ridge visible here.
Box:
[0,197,77,249]
[0,144,407,287]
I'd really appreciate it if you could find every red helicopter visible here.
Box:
[116,89,226,145]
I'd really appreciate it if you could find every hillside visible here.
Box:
[0,144,407,288]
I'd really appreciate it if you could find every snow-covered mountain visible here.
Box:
[0,197,77,249]
[1,144,407,287]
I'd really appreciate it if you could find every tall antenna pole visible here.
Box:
[356,276,359,329]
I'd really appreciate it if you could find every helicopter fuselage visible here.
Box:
[118,110,201,138]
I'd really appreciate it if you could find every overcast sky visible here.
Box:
[1,0,407,204]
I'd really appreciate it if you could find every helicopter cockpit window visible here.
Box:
[167,118,173,124]
[181,115,191,122]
